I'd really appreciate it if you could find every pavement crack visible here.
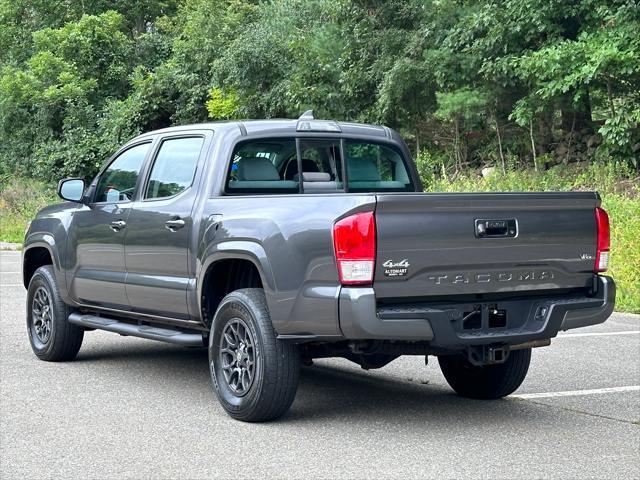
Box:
[515,398,639,425]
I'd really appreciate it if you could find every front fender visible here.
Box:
[22,235,70,299]
[23,235,58,277]
[23,202,77,300]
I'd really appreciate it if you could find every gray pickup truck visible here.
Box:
[23,112,615,421]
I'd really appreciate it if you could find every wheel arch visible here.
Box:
[197,241,277,327]
[22,237,59,289]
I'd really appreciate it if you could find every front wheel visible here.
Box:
[208,288,300,422]
[438,348,531,399]
[26,265,84,361]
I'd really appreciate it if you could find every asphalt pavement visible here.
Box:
[1,249,638,479]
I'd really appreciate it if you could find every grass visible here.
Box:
[1,163,639,313]
[0,177,57,244]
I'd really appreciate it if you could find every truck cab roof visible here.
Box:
[136,118,395,141]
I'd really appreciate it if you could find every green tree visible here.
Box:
[435,88,488,170]
[1,0,639,183]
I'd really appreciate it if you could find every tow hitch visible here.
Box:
[466,345,509,366]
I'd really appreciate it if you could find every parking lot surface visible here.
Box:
[1,250,638,479]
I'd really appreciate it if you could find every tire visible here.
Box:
[208,288,300,422]
[26,265,84,361]
[438,348,531,399]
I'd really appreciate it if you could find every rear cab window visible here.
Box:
[344,141,413,192]
[225,137,414,194]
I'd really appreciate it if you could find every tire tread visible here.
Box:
[438,348,531,399]
[210,288,300,422]
[27,265,83,362]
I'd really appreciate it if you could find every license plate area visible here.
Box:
[462,303,507,331]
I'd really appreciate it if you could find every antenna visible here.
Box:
[298,110,314,120]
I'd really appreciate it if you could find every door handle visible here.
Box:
[475,219,517,238]
[165,218,186,231]
[109,220,126,231]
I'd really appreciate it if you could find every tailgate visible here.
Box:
[374,192,599,299]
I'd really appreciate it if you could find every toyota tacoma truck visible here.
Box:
[22,112,615,421]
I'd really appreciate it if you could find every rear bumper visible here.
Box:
[338,276,615,348]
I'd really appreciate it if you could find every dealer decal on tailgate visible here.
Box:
[383,259,410,277]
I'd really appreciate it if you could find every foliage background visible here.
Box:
[1,0,639,179]
[0,0,638,311]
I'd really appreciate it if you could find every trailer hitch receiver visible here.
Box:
[466,345,510,366]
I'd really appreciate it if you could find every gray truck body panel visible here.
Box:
[23,119,615,350]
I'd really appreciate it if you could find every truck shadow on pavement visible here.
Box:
[74,342,537,425]
[288,363,537,425]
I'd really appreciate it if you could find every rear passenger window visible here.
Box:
[145,137,204,200]
[227,139,299,194]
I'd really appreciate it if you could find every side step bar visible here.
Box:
[68,313,205,347]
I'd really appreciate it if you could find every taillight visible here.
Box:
[595,207,610,272]
[333,211,376,285]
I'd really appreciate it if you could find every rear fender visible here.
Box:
[196,240,277,321]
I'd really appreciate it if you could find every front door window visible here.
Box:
[95,143,150,203]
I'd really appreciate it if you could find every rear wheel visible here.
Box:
[26,265,84,361]
[208,288,300,422]
[438,348,531,399]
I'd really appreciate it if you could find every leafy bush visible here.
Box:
[2,1,639,184]
[206,88,240,120]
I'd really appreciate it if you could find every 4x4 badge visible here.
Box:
[383,259,410,277]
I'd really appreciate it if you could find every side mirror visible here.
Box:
[57,178,86,203]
